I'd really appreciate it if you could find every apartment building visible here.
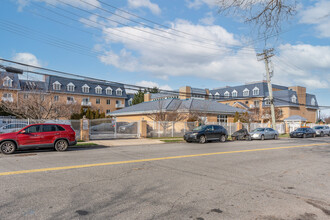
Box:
[0,71,128,117]
[143,82,319,123]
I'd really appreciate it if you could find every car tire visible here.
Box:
[219,135,226,143]
[0,141,16,155]
[247,135,252,141]
[320,132,324,137]
[303,134,306,138]
[274,134,278,140]
[261,135,265,141]
[199,135,206,144]
[186,140,192,143]
[54,139,68,152]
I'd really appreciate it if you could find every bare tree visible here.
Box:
[217,0,297,40]
[261,107,283,122]
[147,100,187,135]
[0,83,80,119]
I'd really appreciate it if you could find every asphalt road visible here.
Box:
[0,137,330,220]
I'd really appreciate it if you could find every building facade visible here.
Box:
[0,71,128,118]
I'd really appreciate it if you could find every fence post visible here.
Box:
[80,116,90,141]
[158,121,160,138]
[114,117,117,138]
[139,120,147,138]
[172,121,174,137]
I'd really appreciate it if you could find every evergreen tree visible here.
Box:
[132,89,145,105]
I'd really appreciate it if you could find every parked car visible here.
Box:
[91,122,116,132]
[290,127,316,138]
[118,122,137,133]
[183,125,227,144]
[0,123,28,134]
[312,126,330,137]
[0,124,76,155]
[231,128,251,141]
[250,128,279,140]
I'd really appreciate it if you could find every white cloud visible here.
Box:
[273,44,330,89]
[136,80,172,90]
[12,52,42,67]
[300,0,330,38]
[15,0,100,11]
[128,0,161,15]
[185,0,218,9]
[199,12,215,25]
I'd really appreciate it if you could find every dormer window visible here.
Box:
[82,84,90,93]
[215,92,220,99]
[53,81,61,90]
[116,88,122,96]
[106,87,113,95]
[291,95,297,103]
[311,98,316,106]
[232,90,238,97]
[224,91,230,98]
[243,88,249,96]
[209,93,213,99]
[264,98,271,105]
[67,82,75,92]
[95,85,102,94]
[128,98,133,106]
[252,87,259,96]
[3,76,13,87]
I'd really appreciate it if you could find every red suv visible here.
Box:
[0,124,76,154]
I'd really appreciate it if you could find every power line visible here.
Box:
[1,58,328,108]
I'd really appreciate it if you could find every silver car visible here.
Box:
[0,123,28,134]
[313,126,330,137]
[250,128,279,140]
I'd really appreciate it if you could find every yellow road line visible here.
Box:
[0,143,328,176]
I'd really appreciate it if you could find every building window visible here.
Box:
[82,98,90,105]
[54,95,59,102]
[95,85,102,94]
[232,90,238,97]
[2,93,12,99]
[3,76,13,87]
[96,98,100,104]
[106,87,112,95]
[224,91,229,98]
[254,100,260,107]
[217,115,227,123]
[116,88,122,96]
[128,98,133,106]
[245,101,249,104]
[311,98,316,106]
[265,98,271,105]
[53,81,61,90]
[67,96,74,103]
[279,109,283,116]
[106,99,111,105]
[24,94,29,99]
[67,82,75,92]
[243,88,249,96]
[106,109,111,114]
[291,95,297,103]
[215,92,220,99]
[253,87,259,96]
[82,84,90,93]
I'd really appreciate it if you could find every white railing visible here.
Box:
[115,103,125,108]
[81,101,91,106]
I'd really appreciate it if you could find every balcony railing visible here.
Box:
[115,103,125,108]
[81,101,91,106]
[2,97,13,102]
[67,100,76,105]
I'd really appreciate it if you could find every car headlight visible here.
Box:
[252,133,260,137]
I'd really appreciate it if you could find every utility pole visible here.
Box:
[257,48,276,130]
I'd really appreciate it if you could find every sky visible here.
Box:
[0,0,329,116]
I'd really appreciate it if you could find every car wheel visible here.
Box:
[55,139,68,152]
[219,135,226,143]
[320,132,324,137]
[0,141,16,155]
[303,134,306,138]
[186,140,192,143]
[199,135,206,144]
[274,134,278,140]
[247,135,252,141]
[261,135,265,141]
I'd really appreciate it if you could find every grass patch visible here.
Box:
[77,140,85,142]
[279,133,290,138]
[161,139,184,143]
[76,142,98,146]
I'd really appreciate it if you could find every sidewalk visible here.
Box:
[85,138,164,147]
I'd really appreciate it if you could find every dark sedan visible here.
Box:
[184,125,227,144]
[290,128,316,138]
